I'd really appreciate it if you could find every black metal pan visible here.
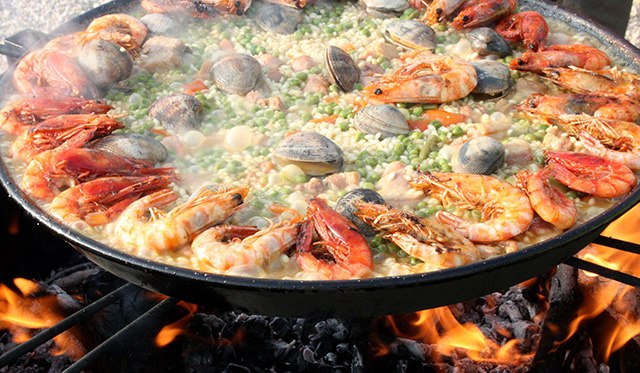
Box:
[1,0,639,318]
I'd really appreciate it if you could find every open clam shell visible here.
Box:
[273,131,344,176]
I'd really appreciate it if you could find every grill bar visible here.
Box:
[0,283,135,368]
[61,297,179,373]
[592,236,640,255]
[564,257,640,288]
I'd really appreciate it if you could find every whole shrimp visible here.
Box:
[422,0,468,24]
[354,202,480,269]
[192,222,299,274]
[22,147,174,201]
[362,50,477,104]
[10,114,123,161]
[13,49,100,99]
[81,14,148,54]
[545,151,636,198]
[0,97,112,136]
[50,175,172,228]
[114,186,248,253]
[579,131,640,171]
[410,172,534,243]
[295,198,373,280]
[141,0,252,16]
[515,169,577,230]
[495,11,548,51]
[516,93,640,124]
[542,67,640,100]
[510,44,611,73]
[450,0,516,30]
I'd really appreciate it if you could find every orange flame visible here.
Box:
[155,301,197,347]
[0,278,84,359]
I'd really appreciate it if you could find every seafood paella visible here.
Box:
[0,0,639,280]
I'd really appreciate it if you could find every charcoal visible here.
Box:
[335,343,349,356]
[389,338,426,361]
[511,320,540,342]
[498,300,525,322]
[323,352,338,365]
[311,334,333,357]
[225,363,251,373]
[269,317,291,339]
[239,315,270,340]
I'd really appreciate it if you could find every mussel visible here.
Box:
[336,188,385,238]
[452,136,505,175]
[325,45,360,92]
[88,133,168,164]
[77,39,133,89]
[384,20,436,51]
[273,131,344,176]
[149,93,203,133]
[140,13,178,35]
[210,53,262,95]
[471,60,512,96]
[255,2,303,35]
[467,28,512,58]
[354,104,410,138]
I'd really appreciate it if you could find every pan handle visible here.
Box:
[0,39,27,59]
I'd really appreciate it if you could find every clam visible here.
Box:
[210,53,262,95]
[453,136,505,175]
[325,45,360,92]
[255,3,303,35]
[88,133,168,164]
[140,13,177,35]
[273,131,344,176]
[77,39,133,89]
[149,93,203,133]
[472,60,512,95]
[384,20,436,51]
[336,188,385,238]
[359,0,409,16]
[354,104,410,138]
[467,28,512,58]
[140,36,188,73]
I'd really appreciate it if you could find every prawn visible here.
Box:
[579,131,640,171]
[421,0,468,24]
[409,172,534,243]
[81,14,148,54]
[542,67,640,99]
[510,44,611,73]
[295,198,373,280]
[515,169,577,230]
[545,151,636,198]
[114,185,248,253]
[13,49,100,99]
[141,0,252,16]
[50,175,172,227]
[192,222,299,274]
[450,0,516,30]
[516,93,640,124]
[363,51,477,104]
[0,97,112,136]
[354,202,480,269]
[495,11,548,51]
[22,147,174,201]
[10,114,123,161]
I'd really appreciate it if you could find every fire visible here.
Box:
[155,301,197,347]
[0,278,84,359]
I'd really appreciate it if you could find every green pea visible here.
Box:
[523,133,538,143]
[411,106,424,116]
[329,84,339,93]
[295,72,308,81]
[362,181,376,190]
[451,126,465,137]
[431,120,443,129]
[361,29,371,37]
[338,121,349,131]
[436,35,447,43]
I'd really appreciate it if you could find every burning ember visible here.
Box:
[0,278,84,359]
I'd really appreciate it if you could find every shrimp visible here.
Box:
[542,67,640,99]
[510,44,611,74]
[261,0,311,9]
[82,14,148,54]
[362,51,477,104]
[579,131,640,171]
[0,97,112,136]
[516,93,640,124]
[422,0,468,24]
[495,11,548,51]
[114,186,248,253]
[141,0,252,16]
[354,202,480,269]
[22,147,174,201]
[192,222,299,273]
[545,151,636,198]
[13,49,100,99]
[10,114,123,161]
[450,0,516,30]
[515,169,577,230]
[409,172,534,243]
[295,198,373,280]
[50,175,172,227]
